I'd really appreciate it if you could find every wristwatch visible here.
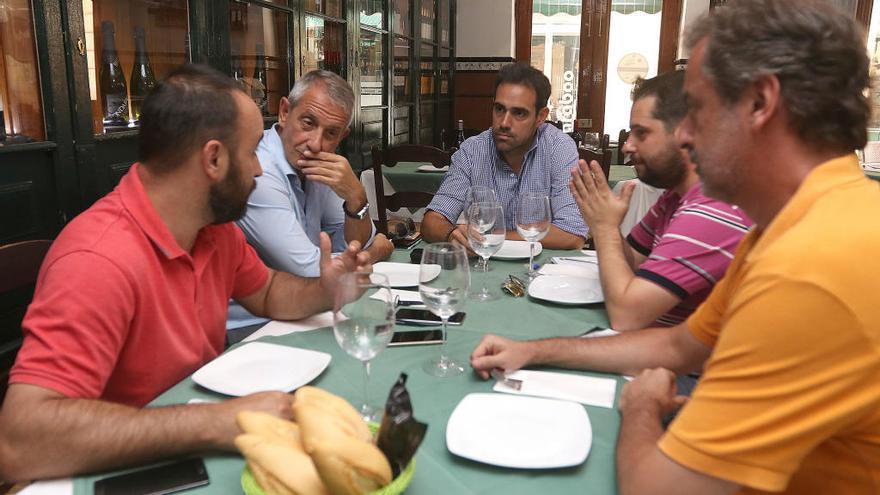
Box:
[343,200,370,220]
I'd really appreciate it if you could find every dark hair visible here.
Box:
[685,0,869,151]
[494,62,552,112]
[631,70,687,132]
[139,63,243,173]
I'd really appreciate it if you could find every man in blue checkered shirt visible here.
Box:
[422,63,588,250]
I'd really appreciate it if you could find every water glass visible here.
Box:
[516,192,551,279]
[420,243,470,377]
[332,272,395,421]
[467,201,505,300]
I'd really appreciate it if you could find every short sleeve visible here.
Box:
[661,277,880,492]
[427,147,472,224]
[10,252,136,399]
[627,200,666,256]
[229,226,270,299]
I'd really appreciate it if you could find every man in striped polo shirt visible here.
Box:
[570,70,751,332]
[421,63,588,250]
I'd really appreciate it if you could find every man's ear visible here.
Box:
[538,106,550,123]
[277,97,291,128]
[748,74,781,130]
[201,139,227,182]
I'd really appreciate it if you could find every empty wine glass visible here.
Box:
[465,186,499,267]
[332,272,395,422]
[516,192,551,279]
[420,243,470,377]
[467,201,505,300]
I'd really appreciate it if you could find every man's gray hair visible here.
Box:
[686,0,870,152]
[287,70,355,126]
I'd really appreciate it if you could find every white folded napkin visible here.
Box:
[493,370,617,408]
[243,311,340,342]
[370,288,423,304]
[18,479,73,495]
[581,328,620,339]
[539,263,598,278]
[580,249,598,257]
[551,256,599,268]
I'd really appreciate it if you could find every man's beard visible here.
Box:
[209,158,252,224]
[634,146,687,190]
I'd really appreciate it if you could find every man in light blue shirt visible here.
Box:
[229,70,393,328]
[422,63,588,250]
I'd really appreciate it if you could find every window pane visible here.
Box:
[0,0,44,143]
[393,36,411,102]
[392,0,411,36]
[360,0,383,29]
[229,4,291,119]
[420,43,435,97]
[439,0,450,45]
[86,0,189,134]
[867,0,880,135]
[439,48,450,97]
[304,15,346,76]
[359,29,384,107]
[305,0,343,18]
[531,5,580,131]
[420,0,435,40]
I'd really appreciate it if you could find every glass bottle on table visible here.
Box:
[252,44,269,116]
[332,272,395,422]
[420,243,470,377]
[129,26,157,127]
[454,119,466,149]
[516,192,551,279]
[100,21,129,130]
[467,201,505,299]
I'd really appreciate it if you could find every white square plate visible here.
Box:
[192,342,331,396]
[447,393,591,469]
[492,240,543,260]
[373,262,440,287]
[528,275,604,305]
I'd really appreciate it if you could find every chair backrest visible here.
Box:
[617,129,629,165]
[578,133,612,180]
[370,145,451,235]
[0,239,52,403]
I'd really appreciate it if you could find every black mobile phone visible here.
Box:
[388,329,445,346]
[94,458,209,495]
[395,308,465,326]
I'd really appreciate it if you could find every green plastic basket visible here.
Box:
[240,423,416,495]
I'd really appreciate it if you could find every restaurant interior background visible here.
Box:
[0,0,878,247]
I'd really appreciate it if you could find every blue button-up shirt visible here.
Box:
[228,124,375,329]
[427,123,588,238]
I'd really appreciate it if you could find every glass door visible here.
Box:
[391,0,414,145]
[355,0,387,171]
[303,0,347,76]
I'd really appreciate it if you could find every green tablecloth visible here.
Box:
[382,162,638,195]
[74,249,621,495]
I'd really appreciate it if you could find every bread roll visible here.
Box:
[235,433,329,495]
[293,387,371,443]
[237,410,302,449]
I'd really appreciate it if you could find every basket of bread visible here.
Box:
[236,374,426,495]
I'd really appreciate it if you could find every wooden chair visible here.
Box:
[0,239,52,404]
[370,144,451,235]
[617,129,630,165]
[578,133,612,181]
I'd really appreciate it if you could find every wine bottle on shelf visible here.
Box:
[129,26,157,126]
[100,21,129,130]
[454,119,466,149]
[251,44,269,116]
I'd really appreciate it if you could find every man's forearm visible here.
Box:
[264,272,332,320]
[617,401,667,495]
[421,211,456,242]
[343,215,374,246]
[0,392,226,480]
[594,226,638,322]
[506,225,584,250]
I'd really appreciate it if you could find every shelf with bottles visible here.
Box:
[85,0,189,135]
[304,16,346,76]
[229,3,291,119]
[420,0,436,41]
[0,0,45,146]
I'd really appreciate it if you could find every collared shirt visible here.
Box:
[10,164,269,406]
[427,123,589,238]
[229,125,375,329]
[660,155,880,494]
[627,181,752,326]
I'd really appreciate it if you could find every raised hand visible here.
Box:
[569,159,634,235]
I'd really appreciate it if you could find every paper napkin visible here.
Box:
[243,311,340,342]
[493,370,617,408]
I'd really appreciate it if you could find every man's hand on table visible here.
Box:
[365,233,394,263]
[319,232,372,296]
[447,225,477,256]
[209,391,294,449]
[569,159,634,234]
[619,367,688,419]
[470,334,535,379]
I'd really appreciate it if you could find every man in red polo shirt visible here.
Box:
[0,64,370,481]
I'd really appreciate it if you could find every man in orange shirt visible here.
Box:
[471,1,880,493]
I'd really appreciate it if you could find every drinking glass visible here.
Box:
[467,201,505,300]
[583,132,601,150]
[516,192,551,279]
[332,272,395,421]
[419,243,470,377]
[465,186,498,268]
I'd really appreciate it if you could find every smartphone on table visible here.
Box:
[395,308,465,326]
[94,458,209,495]
[388,328,445,346]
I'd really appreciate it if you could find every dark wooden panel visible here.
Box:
[453,95,492,131]
[0,147,60,243]
[454,72,496,97]
[658,0,683,74]
[514,0,533,63]
[91,134,139,203]
[0,182,38,242]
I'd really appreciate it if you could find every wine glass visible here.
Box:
[465,186,499,268]
[516,192,551,279]
[467,201,505,300]
[332,272,395,422]
[420,243,470,377]
[583,132,602,151]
